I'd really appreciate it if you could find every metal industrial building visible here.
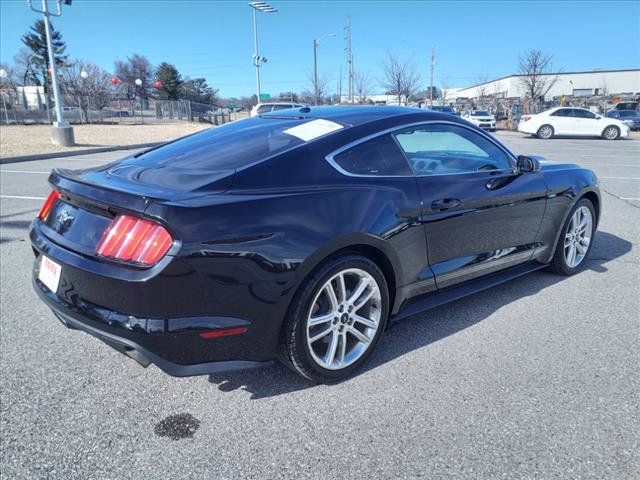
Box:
[452,68,640,101]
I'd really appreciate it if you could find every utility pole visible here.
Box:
[27,0,74,146]
[337,65,342,104]
[430,44,435,108]
[345,16,354,104]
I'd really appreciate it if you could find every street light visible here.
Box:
[27,0,74,146]
[0,68,10,124]
[313,33,335,106]
[249,2,277,101]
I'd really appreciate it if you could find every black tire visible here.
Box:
[536,124,554,139]
[601,125,620,140]
[279,255,389,383]
[549,198,597,276]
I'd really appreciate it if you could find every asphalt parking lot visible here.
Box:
[1,133,638,479]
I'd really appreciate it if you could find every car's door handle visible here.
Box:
[431,198,461,210]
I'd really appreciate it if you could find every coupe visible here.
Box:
[31,106,600,383]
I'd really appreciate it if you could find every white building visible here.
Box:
[451,69,640,101]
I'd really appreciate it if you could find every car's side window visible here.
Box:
[256,105,273,114]
[332,134,414,176]
[551,109,570,117]
[574,109,597,119]
[271,104,294,111]
[393,123,512,175]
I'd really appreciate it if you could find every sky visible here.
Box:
[1,0,639,98]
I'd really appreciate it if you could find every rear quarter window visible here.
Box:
[332,135,413,176]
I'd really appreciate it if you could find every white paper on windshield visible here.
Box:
[283,119,344,142]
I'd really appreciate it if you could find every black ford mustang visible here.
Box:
[30,106,600,383]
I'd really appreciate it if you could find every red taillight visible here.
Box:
[38,190,61,221]
[521,115,532,122]
[199,327,248,340]
[96,214,173,266]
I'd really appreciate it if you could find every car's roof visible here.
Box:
[260,105,455,127]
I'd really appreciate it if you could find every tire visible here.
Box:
[536,124,554,139]
[549,198,596,275]
[602,125,620,140]
[279,255,389,383]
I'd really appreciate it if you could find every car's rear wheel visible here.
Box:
[536,125,554,139]
[279,255,389,383]
[549,199,596,275]
[602,125,620,140]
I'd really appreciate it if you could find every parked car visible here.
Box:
[606,109,640,131]
[614,101,638,111]
[462,110,496,131]
[428,105,458,115]
[250,102,305,116]
[31,106,600,383]
[518,107,630,140]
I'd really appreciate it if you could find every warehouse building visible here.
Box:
[452,68,640,101]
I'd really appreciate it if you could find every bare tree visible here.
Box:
[61,60,115,122]
[517,50,559,106]
[354,71,372,103]
[379,51,421,106]
[474,74,489,108]
[306,69,330,104]
[439,76,452,107]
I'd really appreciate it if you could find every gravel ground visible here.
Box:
[0,133,638,479]
[0,123,212,158]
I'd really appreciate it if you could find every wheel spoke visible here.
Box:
[576,242,587,255]
[353,314,377,329]
[309,327,332,343]
[337,334,347,367]
[308,312,334,326]
[567,244,577,266]
[337,273,347,303]
[324,330,339,366]
[564,235,572,247]
[348,277,370,305]
[353,288,374,310]
[347,326,370,345]
[324,283,339,311]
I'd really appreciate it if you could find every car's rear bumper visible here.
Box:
[32,276,272,376]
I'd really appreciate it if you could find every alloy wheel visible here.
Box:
[603,126,619,140]
[538,125,553,139]
[306,268,382,370]
[564,206,593,268]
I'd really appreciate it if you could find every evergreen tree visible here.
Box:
[155,62,183,100]
[21,19,67,89]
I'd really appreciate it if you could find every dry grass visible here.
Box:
[0,122,213,158]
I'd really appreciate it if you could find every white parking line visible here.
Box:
[598,176,640,180]
[0,195,46,200]
[0,170,50,174]
[620,197,640,201]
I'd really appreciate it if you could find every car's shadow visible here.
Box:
[207,231,632,399]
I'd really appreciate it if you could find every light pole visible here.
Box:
[27,0,74,146]
[249,2,277,102]
[313,33,335,106]
[135,78,143,124]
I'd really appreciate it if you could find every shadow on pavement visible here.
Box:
[207,230,632,400]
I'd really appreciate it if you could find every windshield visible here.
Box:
[125,117,309,171]
[471,111,491,116]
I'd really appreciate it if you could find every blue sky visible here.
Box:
[1,0,638,98]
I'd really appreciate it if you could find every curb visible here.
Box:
[0,142,163,165]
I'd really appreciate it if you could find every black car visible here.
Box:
[30,106,600,383]
[606,109,640,131]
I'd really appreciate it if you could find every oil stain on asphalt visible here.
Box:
[154,413,201,440]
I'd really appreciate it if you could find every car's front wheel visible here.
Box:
[602,125,620,140]
[279,255,389,383]
[549,198,596,275]
[536,124,554,139]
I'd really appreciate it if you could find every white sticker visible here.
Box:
[283,119,344,142]
[39,255,62,293]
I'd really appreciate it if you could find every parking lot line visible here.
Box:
[598,176,640,180]
[0,195,47,200]
[0,170,50,174]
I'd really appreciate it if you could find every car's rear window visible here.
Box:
[128,117,309,171]
[472,111,490,116]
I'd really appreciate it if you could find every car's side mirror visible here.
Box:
[516,155,540,174]
[596,115,602,120]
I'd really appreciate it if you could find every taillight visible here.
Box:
[38,190,61,221]
[96,214,173,266]
[521,115,532,122]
